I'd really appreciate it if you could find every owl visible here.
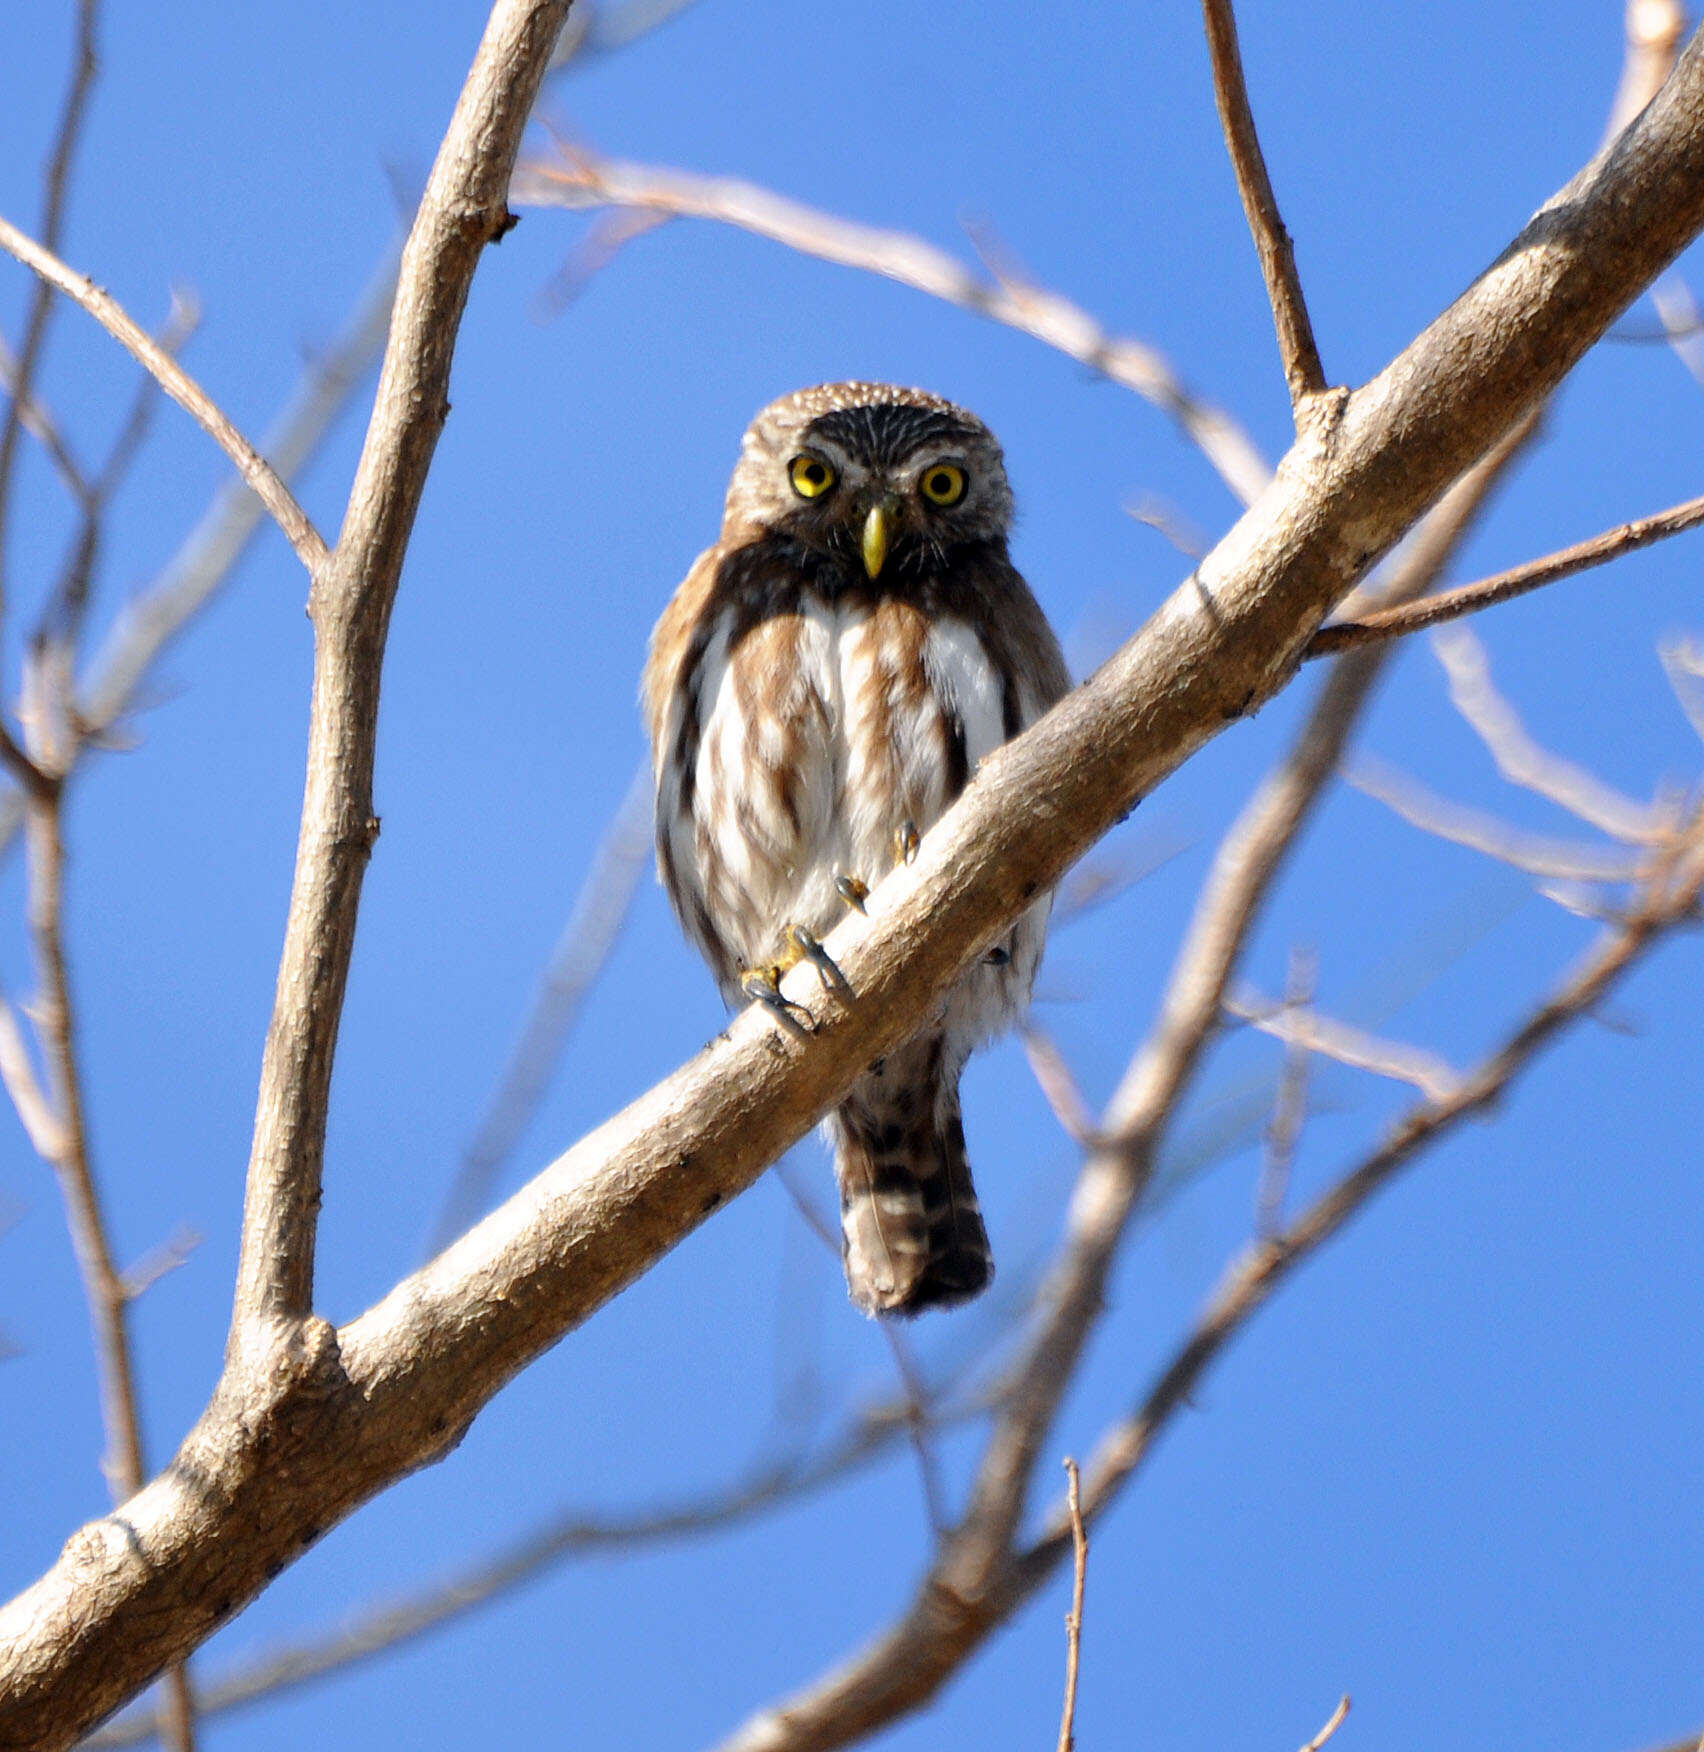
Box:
[644,382,1068,1316]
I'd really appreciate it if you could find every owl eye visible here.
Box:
[919,463,967,507]
[788,455,836,499]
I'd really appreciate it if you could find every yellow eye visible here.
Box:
[919,463,966,506]
[789,455,836,499]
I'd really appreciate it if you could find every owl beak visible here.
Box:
[861,502,892,579]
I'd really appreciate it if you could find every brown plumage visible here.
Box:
[644,382,1068,1315]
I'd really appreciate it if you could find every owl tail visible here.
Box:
[827,1036,992,1317]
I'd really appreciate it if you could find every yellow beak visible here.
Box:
[861,503,890,580]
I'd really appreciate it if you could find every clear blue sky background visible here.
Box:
[2,3,1701,1748]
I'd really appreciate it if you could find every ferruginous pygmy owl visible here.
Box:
[644,382,1068,1316]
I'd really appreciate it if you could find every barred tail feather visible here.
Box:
[828,1038,992,1317]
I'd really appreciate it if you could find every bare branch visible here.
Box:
[77,248,397,743]
[0,980,65,1158]
[1251,946,1315,1235]
[0,246,393,876]
[1055,1458,1088,1752]
[1432,627,1663,842]
[10,42,1704,1743]
[84,1393,943,1748]
[708,814,1704,1752]
[513,147,1274,507]
[22,795,144,1502]
[0,215,327,575]
[1199,0,1327,405]
[774,1160,949,1533]
[1346,754,1652,882]
[1228,981,1462,1105]
[16,784,198,1750]
[1652,276,1704,388]
[950,427,1537,1591]
[229,0,571,1331]
[1606,0,1688,138]
[38,290,202,662]
[0,331,92,509]
[1659,632,1704,742]
[118,1226,204,1304]
[0,0,99,615]
[1308,486,1704,658]
[1021,1026,1099,1147]
[1044,813,1704,1559]
[1299,1696,1352,1752]
[430,760,652,1250]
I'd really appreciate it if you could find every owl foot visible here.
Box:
[739,965,815,1037]
[739,924,851,1036]
[834,873,870,915]
[781,922,851,998]
[895,819,920,866]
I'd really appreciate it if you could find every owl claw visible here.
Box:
[895,820,921,866]
[834,873,870,915]
[783,923,851,997]
[740,964,815,1037]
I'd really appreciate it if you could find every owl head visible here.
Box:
[723,381,1015,581]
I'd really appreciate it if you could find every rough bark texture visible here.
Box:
[4,23,1704,1752]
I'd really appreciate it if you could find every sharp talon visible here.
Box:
[834,873,870,915]
[740,965,815,1037]
[895,819,920,865]
[783,923,850,997]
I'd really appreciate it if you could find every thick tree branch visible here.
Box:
[227,0,571,1333]
[0,216,327,574]
[1200,0,1327,406]
[7,26,1704,1749]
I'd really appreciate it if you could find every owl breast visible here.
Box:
[657,584,1040,1036]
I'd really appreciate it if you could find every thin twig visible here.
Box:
[1021,1026,1099,1147]
[1055,1458,1088,1752]
[38,289,202,660]
[1228,980,1461,1105]
[1199,0,1327,405]
[1252,946,1315,1235]
[0,247,394,874]
[1659,633,1704,743]
[775,1161,949,1534]
[1308,486,1704,658]
[1432,626,1663,843]
[1652,277,1704,390]
[0,980,65,1157]
[1049,814,1704,1555]
[77,247,398,744]
[429,761,653,1251]
[0,331,92,509]
[17,781,197,1749]
[1346,754,1651,883]
[0,0,99,617]
[0,213,327,574]
[1299,1696,1352,1752]
[513,146,1273,507]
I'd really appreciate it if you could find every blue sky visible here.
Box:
[1,3,1701,1749]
